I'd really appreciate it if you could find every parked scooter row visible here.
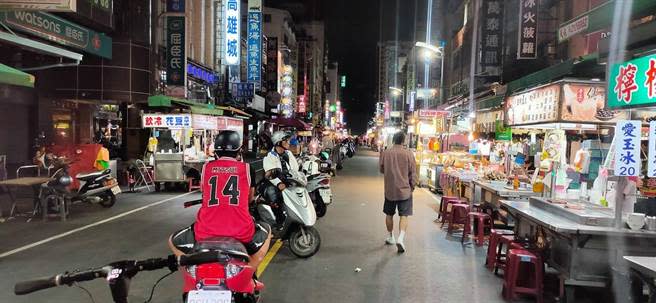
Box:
[299,150,333,218]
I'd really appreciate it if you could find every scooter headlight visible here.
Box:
[58,175,73,186]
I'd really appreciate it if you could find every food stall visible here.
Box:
[142,113,244,190]
[411,110,448,190]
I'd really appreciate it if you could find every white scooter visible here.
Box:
[300,154,332,218]
[254,169,321,258]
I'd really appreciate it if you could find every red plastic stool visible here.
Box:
[486,229,515,270]
[503,249,544,303]
[438,196,460,221]
[492,235,518,275]
[188,178,201,192]
[441,199,466,227]
[447,204,470,233]
[461,212,493,245]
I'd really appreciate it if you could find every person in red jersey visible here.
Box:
[168,130,271,270]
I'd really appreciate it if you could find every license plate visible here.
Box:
[320,163,329,168]
[110,186,121,195]
[319,189,331,204]
[187,290,232,303]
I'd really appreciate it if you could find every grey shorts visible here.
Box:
[383,197,413,216]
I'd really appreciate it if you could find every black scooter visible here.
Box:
[39,158,120,218]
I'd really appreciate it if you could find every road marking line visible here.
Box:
[256,239,282,277]
[421,188,441,202]
[0,191,197,259]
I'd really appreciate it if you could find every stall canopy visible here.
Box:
[0,63,35,88]
[148,95,252,118]
[269,117,312,130]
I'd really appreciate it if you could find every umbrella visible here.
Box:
[268,117,312,130]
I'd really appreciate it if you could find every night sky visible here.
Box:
[321,0,415,134]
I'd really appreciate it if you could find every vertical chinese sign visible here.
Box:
[166,15,186,98]
[614,120,641,177]
[482,0,503,67]
[247,0,262,90]
[266,37,279,92]
[224,0,240,66]
[608,53,656,109]
[649,121,656,177]
[517,0,537,59]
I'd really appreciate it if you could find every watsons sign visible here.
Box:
[0,11,112,59]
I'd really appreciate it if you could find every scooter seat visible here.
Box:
[76,169,111,180]
[195,237,249,261]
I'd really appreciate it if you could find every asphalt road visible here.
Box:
[0,149,530,303]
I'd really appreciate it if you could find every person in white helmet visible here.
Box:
[262,131,300,226]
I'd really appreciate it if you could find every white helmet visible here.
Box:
[271,131,291,146]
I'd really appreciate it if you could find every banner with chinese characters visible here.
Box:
[506,84,559,126]
[649,121,656,177]
[608,53,656,109]
[166,16,185,87]
[224,0,240,66]
[142,114,191,129]
[266,37,278,92]
[614,120,641,177]
[247,0,262,89]
[481,0,503,67]
[517,0,538,59]
[560,82,629,123]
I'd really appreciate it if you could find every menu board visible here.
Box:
[560,83,628,123]
[506,84,559,126]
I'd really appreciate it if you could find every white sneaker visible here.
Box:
[385,236,396,245]
[396,242,406,253]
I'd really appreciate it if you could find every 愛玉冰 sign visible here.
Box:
[481,0,503,67]
[142,114,191,129]
[505,84,559,126]
[614,120,641,177]
[247,0,262,89]
[648,121,656,177]
[517,0,538,59]
[0,0,75,12]
[166,16,185,87]
[224,0,240,66]
[608,53,656,109]
[0,11,112,59]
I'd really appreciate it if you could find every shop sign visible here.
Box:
[495,120,511,141]
[187,61,217,84]
[558,15,588,42]
[517,0,538,59]
[76,0,113,28]
[506,84,559,126]
[481,0,503,67]
[232,82,255,98]
[224,0,240,66]
[266,37,278,92]
[418,109,448,118]
[218,117,244,139]
[192,114,217,130]
[561,83,628,123]
[614,120,641,177]
[0,11,112,59]
[166,0,185,13]
[142,114,191,129]
[0,0,75,12]
[166,16,186,87]
[648,121,656,177]
[247,0,262,89]
[297,95,307,113]
[608,53,656,109]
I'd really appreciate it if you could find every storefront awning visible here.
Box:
[506,53,599,94]
[558,0,656,42]
[0,63,35,88]
[476,95,504,111]
[148,95,251,118]
[0,31,82,62]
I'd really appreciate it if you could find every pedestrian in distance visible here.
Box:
[379,131,417,253]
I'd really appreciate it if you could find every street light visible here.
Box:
[414,42,445,106]
[389,86,403,96]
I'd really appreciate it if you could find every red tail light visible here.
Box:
[225,262,255,294]
[320,178,330,185]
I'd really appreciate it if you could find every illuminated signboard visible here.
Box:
[224,0,240,66]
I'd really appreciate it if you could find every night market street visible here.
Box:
[0,150,533,303]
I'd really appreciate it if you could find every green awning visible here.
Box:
[558,0,656,42]
[506,53,599,94]
[148,95,247,117]
[190,105,224,116]
[0,63,35,88]
[476,95,504,111]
